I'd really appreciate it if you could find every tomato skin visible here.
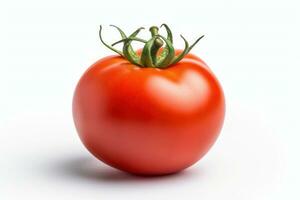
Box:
[73,50,225,175]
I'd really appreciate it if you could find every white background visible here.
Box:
[1,0,299,199]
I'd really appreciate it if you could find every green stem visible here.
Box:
[149,26,164,65]
[99,24,204,68]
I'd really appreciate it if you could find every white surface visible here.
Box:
[1,0,299,199]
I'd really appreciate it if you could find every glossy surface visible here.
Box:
[73,51,225,175]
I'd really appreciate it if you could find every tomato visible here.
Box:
[72,25,225,175]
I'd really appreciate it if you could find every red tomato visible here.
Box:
[73,49,225,175]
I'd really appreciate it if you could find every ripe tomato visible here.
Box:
[73,25,225,175]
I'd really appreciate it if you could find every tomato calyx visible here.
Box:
[99,24,204,68]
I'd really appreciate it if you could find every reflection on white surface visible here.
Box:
[147,71,208,112]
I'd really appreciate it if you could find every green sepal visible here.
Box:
[123,27,145,66]
[171,35,204,65]
[156,35,175,68]
[99,25,124,56]
[140,37,157,67]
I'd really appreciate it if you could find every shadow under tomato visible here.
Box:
[44,155,201,184]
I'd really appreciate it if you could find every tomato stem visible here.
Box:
[99,24,204,68]
[139,26,164,67]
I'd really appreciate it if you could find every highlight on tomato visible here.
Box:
[73,24,225,175]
